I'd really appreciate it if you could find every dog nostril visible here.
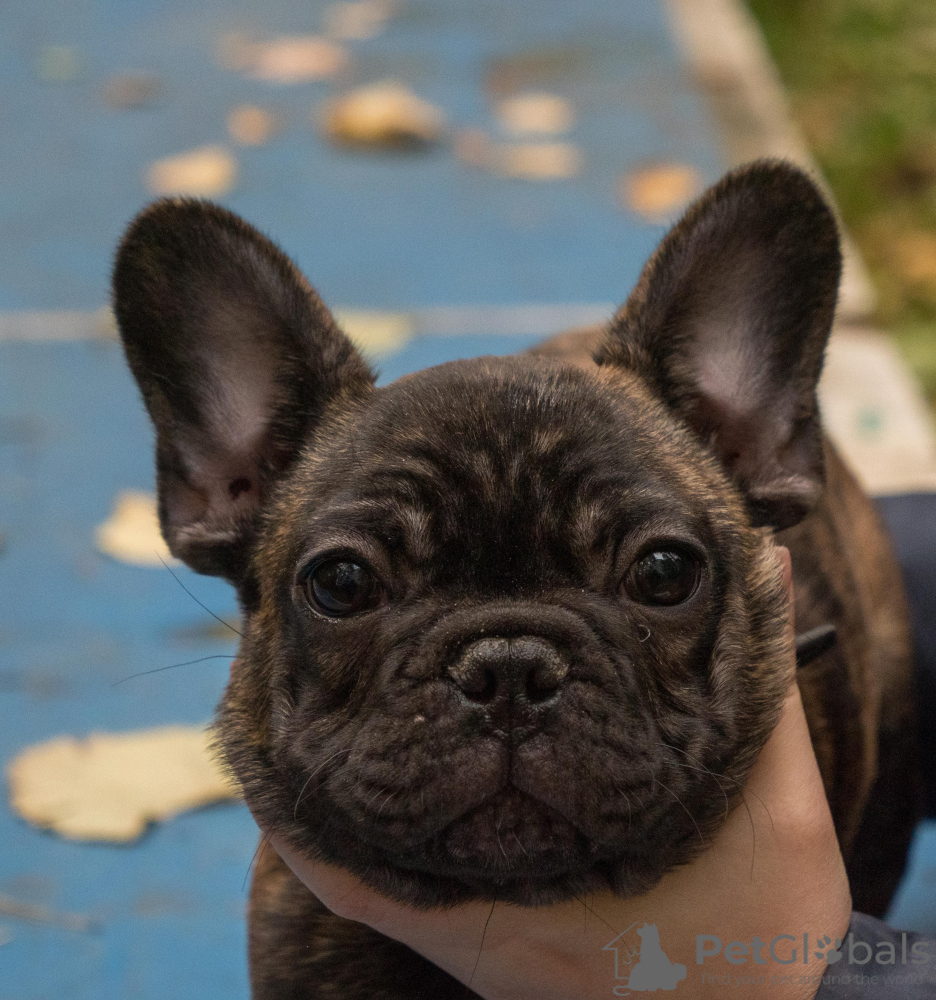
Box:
[448,636,567,707]
[460,666,499,703]
[448,638,507,703]
[526,661,562,703]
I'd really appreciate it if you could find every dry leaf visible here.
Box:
[323,0,396,40]
[7,726,240,843]
[227,105,278,146]
[95,490,175,568]
[453,128,492,168]
[215,32,257,72]
[247,36,348,84]
[320,82,445,149]
[821,329,936,495]
[102,73,160,110]
[893,231,936,286]
[34,46,81,84]
[485,49,585,100]
[146,146,237,197]
[620,163,701,220]
[334,309,414,356]
[496,92,574,136]
[493,142,582,181]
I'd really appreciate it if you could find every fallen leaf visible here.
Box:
[227,105,278,146]
[0,894,95,933]
[485,49,586,99]
[215,32,257,72]
[334,309,414,356]
[323,0,397,40]
[102,73,160,110]
[496,92,574,135]
[620,163,701,220]
[453,128,492,168]
[320,81,445,149]
[146,146,237,197]
[893,231,936,286]
[493,142,582,180]
[95,490,175,568]
[7,726,240,843]
[34,45,81,84]
[247,36,348,84]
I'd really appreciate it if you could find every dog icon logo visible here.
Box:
[814,936,843,964]
[604,922,687,992]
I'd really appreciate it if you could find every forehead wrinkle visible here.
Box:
[530,425,568,456]
[461,449,499,502]
[566,474,690,553]
[299,498,397,550]
[396,504,435,565]
[567,499,608,560]
[305,494,436,565]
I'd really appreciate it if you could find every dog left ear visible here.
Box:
[596,160,841,530]
[113,199,374,582]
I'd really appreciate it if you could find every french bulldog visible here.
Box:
[113,160,920,999]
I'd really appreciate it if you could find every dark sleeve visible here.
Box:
[813,913,936,998]
[874,494,936,818]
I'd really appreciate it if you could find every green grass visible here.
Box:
[746,0,936,401]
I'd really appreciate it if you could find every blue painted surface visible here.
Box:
[0,0,720,313]
[0,1,933,998]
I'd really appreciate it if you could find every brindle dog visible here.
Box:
[113,161,920,999]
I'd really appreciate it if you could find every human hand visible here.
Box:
[253,546,852,1000]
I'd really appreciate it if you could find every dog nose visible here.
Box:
[447,636,568,706]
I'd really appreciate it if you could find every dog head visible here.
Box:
[113,160,840,905]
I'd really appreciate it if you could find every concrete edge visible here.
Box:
[664,0,936,496]
[665,0,877,323]
[0,303,616,354]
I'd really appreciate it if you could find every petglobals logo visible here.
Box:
[603,923,934,995]
[696,929,934,991]
[603,921,687,995]
[695,931,932,968]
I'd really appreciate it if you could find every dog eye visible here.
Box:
[302,559,384,616]
[623,548,701,606]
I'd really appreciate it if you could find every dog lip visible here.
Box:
[369,784,600,877]
[383,848,585,883]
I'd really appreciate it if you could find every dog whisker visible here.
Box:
[653,777,704,845]
[610,783,635,831]
[243,828,274,893]
[363,783,390,810]
[511,829,529,858]
[495,818,508,863]
[572,893,623,939]
[467,901,496,992]
[660,741,773,832]
[660,742,764,876]
[293,748,353,819]
[158,553,244,638]
[659,744,731,821]
[111,653,236,687]
[375,789,398,819]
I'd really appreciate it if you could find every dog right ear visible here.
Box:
[596,161,841,531]
[113,199,374,583]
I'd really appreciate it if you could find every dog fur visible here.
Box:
[113,160,921,999]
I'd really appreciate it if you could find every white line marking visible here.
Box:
[0,304,614,343]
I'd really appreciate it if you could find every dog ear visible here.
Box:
[113,199,374,582]
[596,160,841,530]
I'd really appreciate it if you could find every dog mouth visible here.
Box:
[291,746,695,902]
[377,786,595,882]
